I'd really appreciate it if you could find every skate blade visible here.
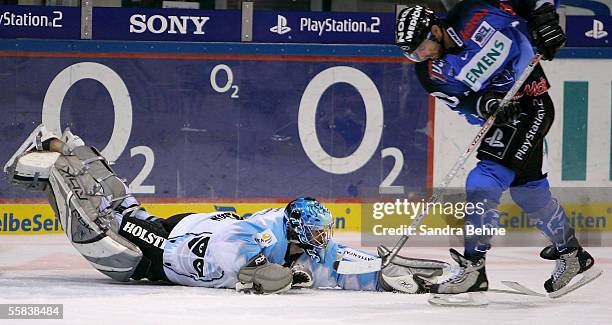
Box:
[549,266,603,299]
[428,292,488,307]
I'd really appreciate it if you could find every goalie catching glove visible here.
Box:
[377,245,451,294]
[290,263,314,289]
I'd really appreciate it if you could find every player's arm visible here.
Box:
[211,226,293,294]
[414,62,519,126]
[497,0,566,60]
[295,240,448,293]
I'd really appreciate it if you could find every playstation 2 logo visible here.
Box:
[585,19,608,40]
[270,15,291,35]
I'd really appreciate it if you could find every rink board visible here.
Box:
[0,40,431,200]
[0,40,611,239]
[0,201,609,235]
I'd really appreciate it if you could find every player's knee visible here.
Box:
[118,217,169,281]
[510,178,552,213]
[237,253,292,294]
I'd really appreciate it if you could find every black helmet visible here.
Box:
[396,5,438,53]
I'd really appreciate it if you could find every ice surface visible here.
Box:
[1,234,610,325]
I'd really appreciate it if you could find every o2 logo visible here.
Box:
[298,66,405,193]
[42,62,156,194]
[41,62,240,195]
[41,63,408,195]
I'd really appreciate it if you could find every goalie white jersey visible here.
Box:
[162,208,380,290]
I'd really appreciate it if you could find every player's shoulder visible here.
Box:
[447,0,517,20]
[248,207,285,221]
[446,0,520,47]
[415,59,467,96]
[415,60,445,93]
[239,207,286,237]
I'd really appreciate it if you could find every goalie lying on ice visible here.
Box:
[4,124,455,294]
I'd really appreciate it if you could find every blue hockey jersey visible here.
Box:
[414,0,558,125]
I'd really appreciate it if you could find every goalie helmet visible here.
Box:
[284,197,334,263]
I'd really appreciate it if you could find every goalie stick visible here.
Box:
[336,53,543,275]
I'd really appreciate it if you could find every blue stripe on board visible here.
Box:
[1,39,612,58]
[0,39,400,57]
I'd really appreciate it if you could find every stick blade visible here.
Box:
[501,281,546,297]
[334,259,382,274]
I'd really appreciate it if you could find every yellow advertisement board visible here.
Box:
[0,202,362,235]
[1,201,608,235]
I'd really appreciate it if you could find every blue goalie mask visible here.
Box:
[284,197,334,263]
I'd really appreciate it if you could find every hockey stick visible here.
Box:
[336,53,543,274]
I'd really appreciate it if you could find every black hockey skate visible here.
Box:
[415,249,489,306]
[540,245,603,298]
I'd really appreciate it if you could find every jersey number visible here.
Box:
[431,92,460,107]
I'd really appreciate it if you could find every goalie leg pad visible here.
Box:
[3,123,60,175]
[6,151,60,191]
[236,253,292,294]
[378,245,449,277]
[379,264,429,294]
[46,147,143,282]
[377,245,450,294]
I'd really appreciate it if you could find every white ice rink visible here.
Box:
[1,233,610,325]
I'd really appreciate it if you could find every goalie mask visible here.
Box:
[284,197,334,263]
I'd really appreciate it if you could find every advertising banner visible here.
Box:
[0,43,431,202]
[565,15,611,47]
[0,202,361,235]
[0,5,80,40]
[92,8,241,42]
[253,11,396,44]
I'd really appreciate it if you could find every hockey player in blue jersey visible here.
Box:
[4,124,453,295]
[395,0,601,303]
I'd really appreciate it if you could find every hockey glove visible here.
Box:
[527,3,566,60]
[477,91,521,125]
[290,264,314,289]
[236,253,293,294]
